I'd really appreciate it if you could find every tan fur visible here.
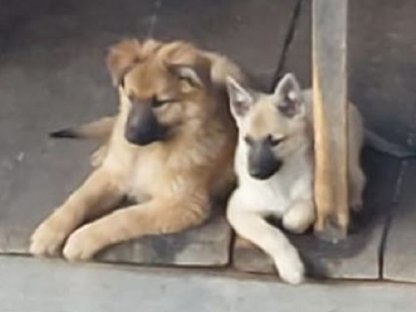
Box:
[30,39,244,261]
[74,116,115,140]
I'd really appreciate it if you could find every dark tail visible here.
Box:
[50,128,80,139]
[364,129,416,158]
[49,116,115,141]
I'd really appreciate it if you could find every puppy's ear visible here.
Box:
[226,76,254,119]
[105,39,141,86]
[274,73,304,118]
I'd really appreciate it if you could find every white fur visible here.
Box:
[226,73,365,284]
[227,136,315,285]
[225,75,317,284]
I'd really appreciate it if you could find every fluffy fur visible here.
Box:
[30,39,245,261]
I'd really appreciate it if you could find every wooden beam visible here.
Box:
[312,0,349,241]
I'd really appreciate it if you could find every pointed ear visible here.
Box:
[274,73,304,118]
[105,39,142,86]
[226,76,254,118]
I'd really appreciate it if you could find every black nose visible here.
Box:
[125,124,161,145]
[248,141,282,180]
[125,105,164,146]
[125,117,162,145]
[249,160,282,180]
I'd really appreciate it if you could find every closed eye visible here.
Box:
[267,135,286,147]
[152,97,175,108]
[244,136,254,145]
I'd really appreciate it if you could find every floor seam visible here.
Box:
[378,160,407,279]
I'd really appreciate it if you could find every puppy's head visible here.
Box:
[106,39,213,146]
[226,73,308,180]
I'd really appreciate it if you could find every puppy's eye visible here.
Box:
[267,135,285,147]
[152,97,173,108]
[127,93,135,102]
[179,76,194,86]
[244,136,254,145]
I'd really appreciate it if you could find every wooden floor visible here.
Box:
[1,0,416,283]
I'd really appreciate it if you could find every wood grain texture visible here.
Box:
[312,0,349,240]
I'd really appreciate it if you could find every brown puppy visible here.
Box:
[30,39,245,261]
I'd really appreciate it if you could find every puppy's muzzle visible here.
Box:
[125,103,165,146]
[248,142,282,180]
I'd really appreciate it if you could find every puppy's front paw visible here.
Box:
[282,201,315,234]
[63,226,102,261]
[30,220,68,257]
[273,249,305,285]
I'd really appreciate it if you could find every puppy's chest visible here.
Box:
[125,150,166,200]
[240,174,299,215]
[235,152,312,215]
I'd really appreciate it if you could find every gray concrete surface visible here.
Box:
[349,0,416,149]
[1,256,416,312]
[285,0,416,150]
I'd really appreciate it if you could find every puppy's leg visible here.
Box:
[30,168,122,257]
[227,196,304,284]
[63,195,209,261]
[282,199,315,234]
[348,130,366,212]
[348,165,366,212]
[348,106,366,212]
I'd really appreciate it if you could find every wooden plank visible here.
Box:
[312,0,349,240]
[233,151,401,279]
[98,209,231,266]
[383,160,416,282]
